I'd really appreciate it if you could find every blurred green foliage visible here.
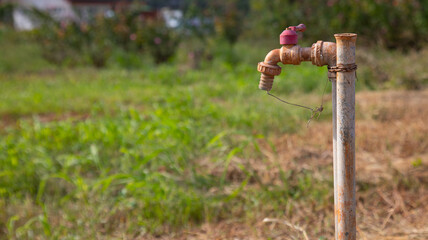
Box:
[183,0,249,44]
[30,6,179,67]
[2,0,427,69]
[182,0,428,49]
[247,0,428,49]
[0,29,52,73]
[0,3,14,27]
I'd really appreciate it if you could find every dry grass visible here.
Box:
[154,89,428,240]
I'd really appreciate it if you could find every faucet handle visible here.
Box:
[288,24,306,32]
[280,23,306,45]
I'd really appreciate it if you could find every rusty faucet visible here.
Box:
[258,24,358,240]
[258,24,337,90]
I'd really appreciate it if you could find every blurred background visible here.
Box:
[0,0,427,239]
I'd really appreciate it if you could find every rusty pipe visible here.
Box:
[257,42,336,91]
[332,75,338,238]
[334,33,357,240]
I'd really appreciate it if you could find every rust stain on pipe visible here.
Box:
[335,33,357,240]
[332,78,338,235]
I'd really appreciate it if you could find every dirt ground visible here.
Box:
[147,89,428,240]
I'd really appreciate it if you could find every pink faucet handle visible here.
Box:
[291,23,306,32]
[280,24,306,45]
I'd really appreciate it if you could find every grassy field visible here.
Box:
[0,31,427,239]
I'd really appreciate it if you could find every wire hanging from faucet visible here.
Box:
[266,77,329,127]
[266,91,313,111]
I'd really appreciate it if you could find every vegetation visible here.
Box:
[249,0,428,49]
[0,31,334,238]
[6,0,426,69]
[29,7,180,67]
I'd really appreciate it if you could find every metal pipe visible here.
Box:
[332,77,338,237]
[334,33,357,240]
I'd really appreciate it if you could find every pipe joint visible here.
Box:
[311,41,337,67]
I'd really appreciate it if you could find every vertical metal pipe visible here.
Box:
[331,77,338,237]
[334,33,357,240]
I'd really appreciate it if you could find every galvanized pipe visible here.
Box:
[332,77,338,237]
[334,33,357,240]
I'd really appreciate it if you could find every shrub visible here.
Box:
[142,19,181,64]
[182,0,249,45]
[31,7,180,67]
[0,2,14,27]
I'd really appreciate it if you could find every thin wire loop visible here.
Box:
[266,91,313,111]
[266,77,329,127]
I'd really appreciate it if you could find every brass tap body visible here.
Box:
[257,41,336,91]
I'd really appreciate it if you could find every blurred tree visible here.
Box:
[31,5,180,67]
[142,18,181,64]
[182,0,214,42]
[0,3,15,28]
[182,0,249,44]
[211,0,249,44]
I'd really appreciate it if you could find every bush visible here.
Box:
[31,7,180,68]
[0,3,14,27]
[142,19,181,64]
[182,0,249,45]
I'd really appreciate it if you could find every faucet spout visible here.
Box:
[257,45,310,91]
[257,49,282,91]
[264,49,281,65]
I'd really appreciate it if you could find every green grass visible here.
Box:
[0,32,337,238]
